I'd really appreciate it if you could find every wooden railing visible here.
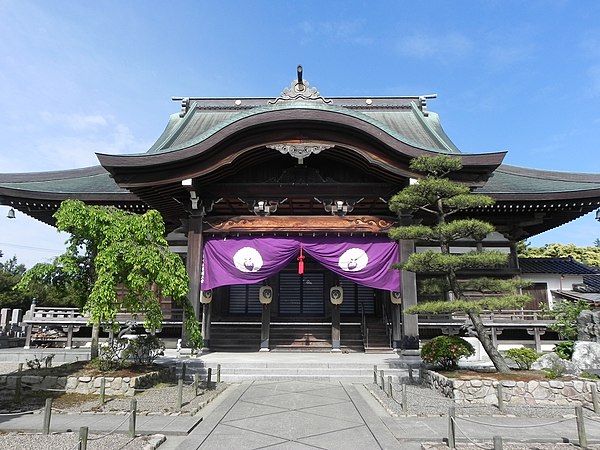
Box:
[23,302,184,349]
[419,309,553,323]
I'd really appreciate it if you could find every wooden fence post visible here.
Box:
[193,373,199,397]
[387,376,393,398]
[79,426,89,450]
[591,384,599,414]
[129,398,137,438]
[99,378,106,406]
[207,367,212,389]
[373,365,377,384]
[176,377,184,410]
[447,406,456,449]
[43,397,52,435]
[496,384,504,412]
[493,435,503,450]
[217,364,221,383]
[575,405,587,449]
[402,384,408,413]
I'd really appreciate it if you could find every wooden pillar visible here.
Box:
[527,327,544,353]
[331,305,341,352]
[186,217,204,322]
[202,302,212,350]
[391,302,402,350]
[491,327,503,349]
[260,303,271,351]
[65,325,73,349]
[184,216,204,346]
[400,240,419,352]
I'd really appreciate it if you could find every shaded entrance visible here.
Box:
[279,272,325,316]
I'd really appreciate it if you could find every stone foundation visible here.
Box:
[0,366,174,397]
[423,369,600,406]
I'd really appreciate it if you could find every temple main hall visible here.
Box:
[2,67,600,352]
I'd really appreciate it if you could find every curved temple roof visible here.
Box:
[1,74,600,238]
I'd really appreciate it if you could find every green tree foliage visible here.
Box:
[388,155,530,373]
[0,256,29,309]
[17,200,202,350]
[546,299,589,341]
[518,242,600,268]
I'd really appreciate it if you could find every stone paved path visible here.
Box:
[178,380,400,449]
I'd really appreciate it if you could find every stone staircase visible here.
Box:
[163,355,415,383]
[364,318,394,353]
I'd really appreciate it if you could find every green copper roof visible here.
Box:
[0,167,130,195]
[475,165,600,194]
[145,99,461,156]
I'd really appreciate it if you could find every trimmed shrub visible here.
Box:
[505,348,541,370]
[421,335,475,370]
[554,341,575,360]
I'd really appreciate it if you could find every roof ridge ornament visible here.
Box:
[269,65,331,104]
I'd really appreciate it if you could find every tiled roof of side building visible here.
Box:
[518,257,599,274]
[583,274,600,292]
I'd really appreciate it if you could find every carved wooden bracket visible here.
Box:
[204,215,396,234]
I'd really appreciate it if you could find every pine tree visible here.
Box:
[388,155,530,373]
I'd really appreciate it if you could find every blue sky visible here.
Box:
[1,0,600,268]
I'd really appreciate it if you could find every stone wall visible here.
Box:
[0,366,174,397]
[423,370,600,406]
[578,310,600,343]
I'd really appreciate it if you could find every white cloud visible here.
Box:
[486,43,534,69]
[40,112,109,130]
[33,120,146,169]
[298,20,373,45]
[396,32,472,62]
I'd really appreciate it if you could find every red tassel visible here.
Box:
[297,245,305,275]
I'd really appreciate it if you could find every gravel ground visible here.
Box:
[0,431,165,450]
[55,381,228,416]
[421,443,600,450]
[0,360,229,450]
[369,382,600,450]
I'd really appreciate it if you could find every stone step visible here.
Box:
[169,363,410,383]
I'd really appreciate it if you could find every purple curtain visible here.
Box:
[201,236,400,291]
